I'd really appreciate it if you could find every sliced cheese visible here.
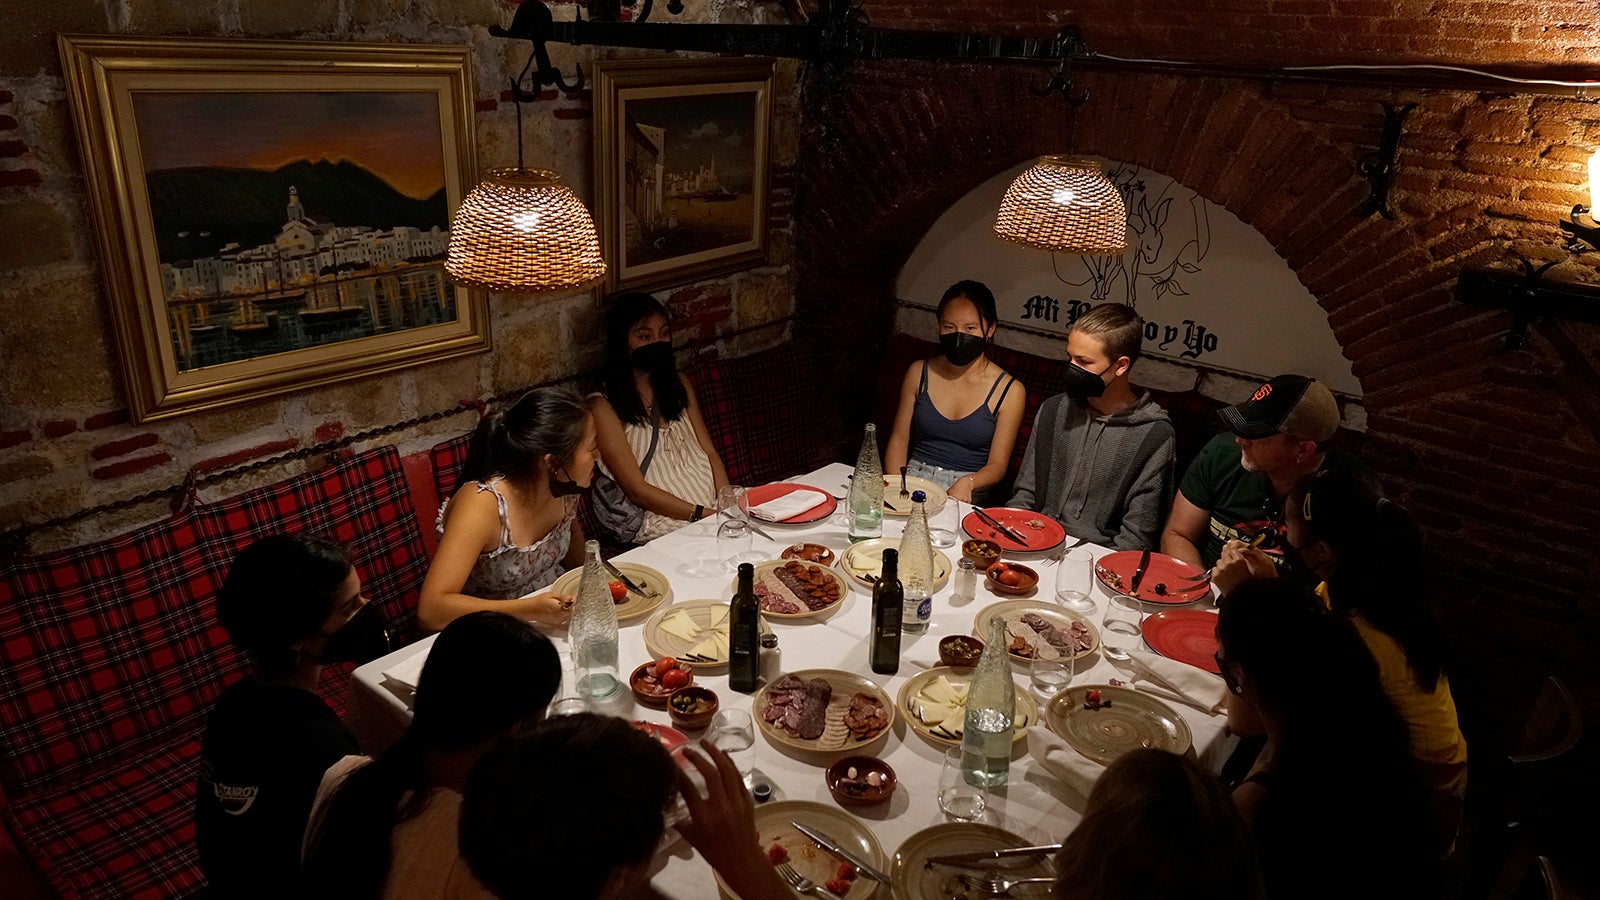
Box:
[658,610,700,641]
[709,605,730,627]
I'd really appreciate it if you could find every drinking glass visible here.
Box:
[1055,547,1097,615]
[938,746,988,821]
[718,517,753,573]
[1029,651,1074,698]
[707,709,756,784]
[1101,595,1144,661]
[929,494,959,548]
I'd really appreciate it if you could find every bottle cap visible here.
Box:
[753,783,773,803]
[760,632,779,648]
[912,490,926,502]
[958,557,977,570]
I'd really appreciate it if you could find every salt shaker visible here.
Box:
[759,631,780,685]
[953,557,978,603]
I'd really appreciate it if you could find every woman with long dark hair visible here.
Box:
[591,293,728,543]
[1285,467,1467,851]
[1216,579,1435,898]
[884,280,1025,504]
[419,386,598,632]
[302,611,560,900]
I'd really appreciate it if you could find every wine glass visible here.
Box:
[1055,547,1096,614]
[1102,595,1144,661]
[938,746,988,821]
[929,489,960,548]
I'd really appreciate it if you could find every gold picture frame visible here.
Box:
[593,58,774,295]
[58,35,489,423]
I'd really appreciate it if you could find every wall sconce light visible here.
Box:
[1557,148,1600,252]
[993,155,1128,255]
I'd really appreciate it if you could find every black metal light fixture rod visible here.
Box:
[547,20,1081,63]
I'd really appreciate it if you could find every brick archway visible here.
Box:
[796,60,1600,730]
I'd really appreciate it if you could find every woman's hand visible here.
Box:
[947,475,975,503]
[525,591,575,625]
[1211,540,1278,596]
[675,744,790,899]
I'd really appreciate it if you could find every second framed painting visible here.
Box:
[593,59,774,295]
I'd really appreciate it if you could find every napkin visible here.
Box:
[1127,649,1229,716]
[747,489,827,522]
[1027,726,1103,802]
[381,647,430,693]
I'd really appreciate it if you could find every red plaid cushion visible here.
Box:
[0,447,426,799]
[5,739,204,900]
[690,344,833,486]
[429,432,473,504]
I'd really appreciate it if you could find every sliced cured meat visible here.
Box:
[753,582,802,615]
[771,561,841,612]
[1019,613,1092,654]
[761,673,809,725]
[843,692,888,740]
[797,678,831,739]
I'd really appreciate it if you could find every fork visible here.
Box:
[956,873,1056,894]
[775,860,834,896]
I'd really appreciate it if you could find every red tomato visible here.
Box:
[767,843,788,864]
[825,878,853,894]
[655,656,678,673]
[661,667,691,690]
[996,569,1023,587]
[835,862,858,881]
[609,580,627,602]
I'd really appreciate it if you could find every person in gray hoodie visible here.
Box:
[1009,304,1176,550]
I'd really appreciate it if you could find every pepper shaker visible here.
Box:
[759,631,780,685]
[953,557,978,603]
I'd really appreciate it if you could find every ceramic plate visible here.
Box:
[838,538,952,592]
[780,542,836,566]
[972,599,1100,664]
[548,561,671,622]
[961,507,1067,554]
[1043,684,1193,766]
[643,600,732,670]
[1094,550,1212,604]
[1141,609,1221,673]
[896,666,1037,747]
[881,474,948,517]
[891,823,1048,900]
[716,800,885,900]
[753,668,895,755]
[741,559,850,619]
[741,483,838,524]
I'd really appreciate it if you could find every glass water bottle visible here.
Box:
[847,424,884,542]
[960,616,1016,788]
[571,540,620,700]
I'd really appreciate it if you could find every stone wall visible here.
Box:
[0,0,802,546]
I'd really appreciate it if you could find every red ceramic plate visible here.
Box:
[961,507,1066,554]
[740,483,837,524]
[1141,609,1222,673]
[1094,550,1211,604]
[632,720,693,769]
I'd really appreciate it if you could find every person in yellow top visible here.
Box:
[1213,467,1466,857]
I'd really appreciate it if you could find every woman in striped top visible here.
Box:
[592,293,729,543]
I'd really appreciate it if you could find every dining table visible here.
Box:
[346,462,1236,898]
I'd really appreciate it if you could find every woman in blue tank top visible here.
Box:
[884,280,1026,505]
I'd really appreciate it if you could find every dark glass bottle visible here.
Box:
[871,549,904,675]
[729,562,760,692]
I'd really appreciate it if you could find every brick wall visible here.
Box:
[0,0,802,546]
[795,57,1600,754]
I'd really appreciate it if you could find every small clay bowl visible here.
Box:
[938,634,985,668]
[667,685,719,731]
[962,539,1002,570]
[630,661,690,710]
[826,755,897,807]
[985,561,1040,596]
[780,542,836,567]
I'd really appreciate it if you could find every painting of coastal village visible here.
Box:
[134,91,458,372]
[621,91,760,268]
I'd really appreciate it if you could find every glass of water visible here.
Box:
[929,494,960,549]
[1102,595,1143,660]
[938,746,988,821]
[1030,651,1074,698]
[707,709,756,784]
[1055,547,1097,614]
[718,517,753,573]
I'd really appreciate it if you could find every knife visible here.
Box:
[791,822,891,884]
[721,506,776,541]
[925,843,1064,867]
[973,508,1027,545]
[601,558,648,598]
[1129,549,1152,595]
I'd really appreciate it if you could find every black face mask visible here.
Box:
[630,341,676,374]
[316,604,391,665]
[940,332,986,367]
[548,461,586,497]
[1063,361,1113,399]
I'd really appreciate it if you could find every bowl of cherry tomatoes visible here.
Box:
[985,561,1039,596]
[631,656,693,709]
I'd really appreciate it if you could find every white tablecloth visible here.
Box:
[347,463,1233,897]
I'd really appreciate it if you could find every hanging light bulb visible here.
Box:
[446,167,606,294]
[993,155,1127,255]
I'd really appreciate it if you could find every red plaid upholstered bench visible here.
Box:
[687,342,836,487]
[0,447,430,899]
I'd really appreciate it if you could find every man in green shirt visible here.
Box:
[1161,374,1365,568]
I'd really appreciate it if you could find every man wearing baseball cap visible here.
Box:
[1160,374,1369,569]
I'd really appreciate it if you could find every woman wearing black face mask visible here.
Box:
[420,386,599,632]
[884,280,1026,504]
[591,292,729,543]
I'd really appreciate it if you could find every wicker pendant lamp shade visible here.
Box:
[993,155,1128,255]
[446,168,607,294]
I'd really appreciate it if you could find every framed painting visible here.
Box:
[594,58,774,295]
[58,35,488,423]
